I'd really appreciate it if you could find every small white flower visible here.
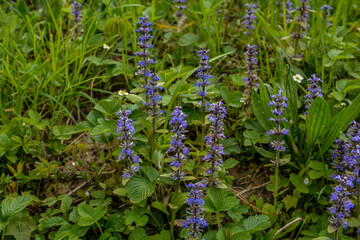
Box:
[85,191,90,196]
[103,44,110,49]
[304,178,309,185]
[118,90,129,96]
[293,74,303,83]
[72,162,76,166]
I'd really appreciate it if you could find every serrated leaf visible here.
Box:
[140,166,160,182]
[1,195,32,220]
[125,176,155,203]
[39,216,67,229]
[61,195,72,215]
[242,215,271,233]
[78,204,107,226]
[6,216,36,240]
[113,188,126,197]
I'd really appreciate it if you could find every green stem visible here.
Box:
[357,184,360,218]
[216,212,221,230]
[274,150,280,209]
[334,230,339,240]
[95,221,103,235]
[1,226,6,240]
[151,116,156,165]
[201,99,205,152]
[170,181,180,239]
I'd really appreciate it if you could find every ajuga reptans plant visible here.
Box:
[267,89,289,208]
[195,48,212,151]
[116,110,141,179]
[243,3,257,35]
[203,101,227,186]
[293,0,311,58]
[173,0,187,18]
[242,44,258,104]
[182,182,208,239]
[304,74,323,111]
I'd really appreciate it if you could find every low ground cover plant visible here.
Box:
[0,0,360,240]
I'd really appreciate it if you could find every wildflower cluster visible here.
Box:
[135,17,155,83]
[72,1,82,24]
[173,0,187,18]
[329,174,354,230]
[135,17,162,117]
[195,49,212,108]
[347,121,360,183]
[267,89,289,152]
[203,102,227,185]
[304,74,323,110]
[116,110,140,179]
[284,0,293,23]
[242,44,258,103]
[243,3,257,35]
[295,0,310,33]
[182,182,208,239]
[321,5,333,26]
[328,122,360,232]
[168,106,189,180]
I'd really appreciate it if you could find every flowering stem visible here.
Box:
[151,116,156,164]
[357,184,360,218]
[274,150,280,209]
[201,102,205,152]
[170,181,180,239]
[334,230,339,240]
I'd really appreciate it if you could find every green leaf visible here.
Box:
[232,233,251,240]
[141,166,160,183]
[242,215,271,233]
[251,80,273,131]
[125,176,155,203]
[152,201,169,215]
[282,194,299,211]
[1,195,32,220]
[318,94,360,158]
[153,150,163,169]
[305,97,330,151]
[60,195,72,215]
[78,204,107,226]
[204,188,238,212]
[5,216,36,240]
[113,188,126,197]
[39,217,67,229]
[94,99,120,116]
[223,158,239,169]
[178,33,200,46]
[289,173,309,193]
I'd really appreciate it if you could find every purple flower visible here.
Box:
[116,110,141,179]
[144,72,163,117]
[267,89,289,152]
[168,106,188,180]
[182,182,208,238]
[284,1,293,23]
[195,49,213,108]
[331,139,351,174]
[203,102,227,186]
[320,5,333,26]
[242,44,258,104]
[173,0,187,18]
[135,17,154,82]
[242,3,257,35]
[304,74,323,111]
[329,174,354,230]
[72,1,82,24]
